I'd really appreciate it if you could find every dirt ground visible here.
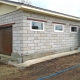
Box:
[0,53,80,80]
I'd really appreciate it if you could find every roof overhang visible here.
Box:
[0,0,80,22]
[20,5,80,22]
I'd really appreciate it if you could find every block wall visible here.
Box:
[0,10,24,55]
[22,11,80,55]
[0,10,80,56]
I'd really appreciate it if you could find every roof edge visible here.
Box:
[0,0,80,21]
[21,5,80,21]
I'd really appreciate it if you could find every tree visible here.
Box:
[18,0,31,5]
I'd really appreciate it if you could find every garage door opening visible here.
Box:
[0,26,12,56]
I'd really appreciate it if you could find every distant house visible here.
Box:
[0,0,80,61]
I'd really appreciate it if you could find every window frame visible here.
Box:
[70,26,78,33]
[30,20,44,31]
[54,24,64,32]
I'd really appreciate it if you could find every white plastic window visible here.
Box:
[31,21,44,31]
[54,24,64,32]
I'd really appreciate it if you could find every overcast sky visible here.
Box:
[12,0,80,17]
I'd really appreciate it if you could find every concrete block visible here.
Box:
[28,37,34,40]
[28,44,34,46]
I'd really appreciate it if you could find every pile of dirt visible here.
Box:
[0,53,80,80]
[0,61,5,65]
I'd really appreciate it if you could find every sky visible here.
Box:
[12,0,80,17]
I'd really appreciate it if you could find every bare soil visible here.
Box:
[0,53,80,80]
